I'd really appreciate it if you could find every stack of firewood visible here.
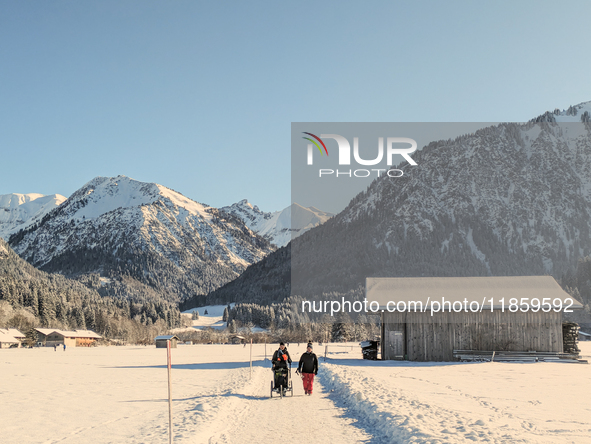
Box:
[562,322,580,354]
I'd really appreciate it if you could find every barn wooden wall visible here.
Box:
[382,310,563,361]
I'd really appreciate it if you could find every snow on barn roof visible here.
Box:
[366,276,584,310]
[154,335,179,341]
[34,328,102,339]
[35,328,58,335]
[0,328,24,338]
[65,330,102,339]
[0,331,20,343]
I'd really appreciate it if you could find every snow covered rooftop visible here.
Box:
[366,276,583,310]
[0,328,24,338]
[34,328,102,339]
[154,335,179,341]
[35,328,58,335]
[0,331,20,343]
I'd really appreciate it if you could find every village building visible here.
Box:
[2,328,25,341]
[230,335,246,344]
[366,276,584,361]
[155,335,179,348]
[0,328,24,348]
[34,328,102,347]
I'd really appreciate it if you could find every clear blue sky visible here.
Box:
[1,1,590,211]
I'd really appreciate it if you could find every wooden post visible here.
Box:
[167,339,173,444]
[250,338,253,379]
[265,339,267,361]
[324,345,328,361]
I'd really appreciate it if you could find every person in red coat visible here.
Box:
[297,343,318,395]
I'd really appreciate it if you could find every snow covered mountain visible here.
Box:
[533,100,591,123]
[0,193,66,240]
[184,101,591,309]
[220,200,333,247]
[9,176,275,303]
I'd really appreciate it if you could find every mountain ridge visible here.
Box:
[0,193,66,240]
[8,175,275,304]
[182,103,591,311]
[220,200,333,247]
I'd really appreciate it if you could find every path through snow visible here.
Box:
[2,343,590,443]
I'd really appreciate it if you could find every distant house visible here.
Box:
[1,328,25,341]
[155,335,179,348]
[367,276,584,361]
[34,328,102,347]
[230,335,246,344]
[0,328,23,348]
[34,328,59,345]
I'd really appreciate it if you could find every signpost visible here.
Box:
[250,338,253,379]
[167,339,173,444]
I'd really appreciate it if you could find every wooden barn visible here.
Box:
[34,329,102,347]
[155,335,179,348]
[367,276,584,361]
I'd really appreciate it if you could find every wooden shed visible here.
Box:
[367,276,584,361]
[155,335,179,348]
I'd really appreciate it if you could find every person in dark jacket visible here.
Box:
[272,342,292,393]
[297,343,318,395]
[272,342,292,369]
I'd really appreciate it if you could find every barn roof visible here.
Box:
[366,276,584,310]
[64,330,102,339]
[155,335,179,341]
[35,328,58,335]
[34,328,102,339]
[0,328,24,338]
[0,331,19,343]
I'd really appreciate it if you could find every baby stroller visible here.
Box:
[270,365,293,398]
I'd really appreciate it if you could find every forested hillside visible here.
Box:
[0,238,182,343]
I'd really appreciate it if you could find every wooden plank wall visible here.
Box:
[383,310,563,361]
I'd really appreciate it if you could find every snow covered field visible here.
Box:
[182,305,231,330]
[1,343,590,443]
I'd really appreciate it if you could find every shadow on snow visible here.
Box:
[107,359,270,370]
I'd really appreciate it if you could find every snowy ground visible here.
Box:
[181,305,231,330]
[178,304,269,334]
[1,343,590,443]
